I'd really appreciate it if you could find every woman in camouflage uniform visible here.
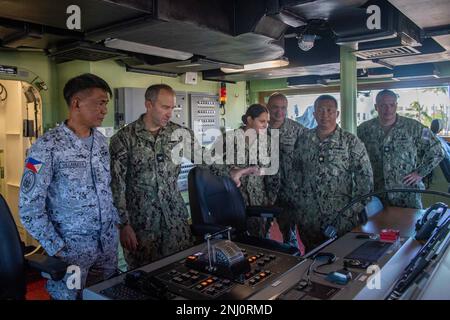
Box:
[207,104,280,237]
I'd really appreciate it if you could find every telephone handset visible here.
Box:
[415,202,448,241]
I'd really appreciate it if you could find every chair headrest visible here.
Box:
[431,119,443,134]
[188,167,247,233]
[0,194,27,299]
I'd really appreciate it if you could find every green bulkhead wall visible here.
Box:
[0,51,247,131]
[0,51,59,132]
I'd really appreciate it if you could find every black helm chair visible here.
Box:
[188,167,299,255]
[0,194,67,299]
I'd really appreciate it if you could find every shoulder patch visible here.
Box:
[25,157,44,174]
[21,170,36,194]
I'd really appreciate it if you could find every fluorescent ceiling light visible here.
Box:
[104,38,193,60]
[176,63,202,68]
[365,73,394,79]
[372,59,394,70]
[336,33,398,46]
[392,74,440,81]
[125,66,178,78]
[220,59,289,74]
[287,83,327,88]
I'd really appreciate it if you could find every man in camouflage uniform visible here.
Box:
[267,92,307,246]
[357,89,444,208]
[294,95,373,251]
[110,84,196,269]
[19,74,119,299]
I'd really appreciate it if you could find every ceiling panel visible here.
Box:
[0,0,150,31]
[388,0,450,28]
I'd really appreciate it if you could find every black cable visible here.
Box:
[34,99,39,138]
[298,255,334,289]
[312,261,332,276]
[387,215,450,299]
[0,83,7,101]
[339,189,450,217]
[297,259,316,289]
[30,76,39,84]
[324,189,450,238]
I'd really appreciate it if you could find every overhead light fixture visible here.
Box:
[175,58,243,69]
[176,63,202,68]
[372,59,395,70]
[220,58,289,74]
[125,66,178,78]
[292,22,319,51]
[392,63,440,81]
[392,74,440,81]
[297,34,317,51]
[104,38,193,60]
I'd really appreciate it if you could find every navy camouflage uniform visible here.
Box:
[110,115,195,269]
[357,115,444,208]
[293,126,373,251]
[206,127,280,237]
[269,118,307,244]
[19,123,119,300]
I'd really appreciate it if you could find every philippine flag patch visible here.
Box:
[25,157,44,174]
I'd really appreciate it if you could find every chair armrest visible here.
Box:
[25,254,68,281]
[236,235,300,256]
[246,206,283,218]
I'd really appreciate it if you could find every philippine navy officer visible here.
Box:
[19,73,119,300]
